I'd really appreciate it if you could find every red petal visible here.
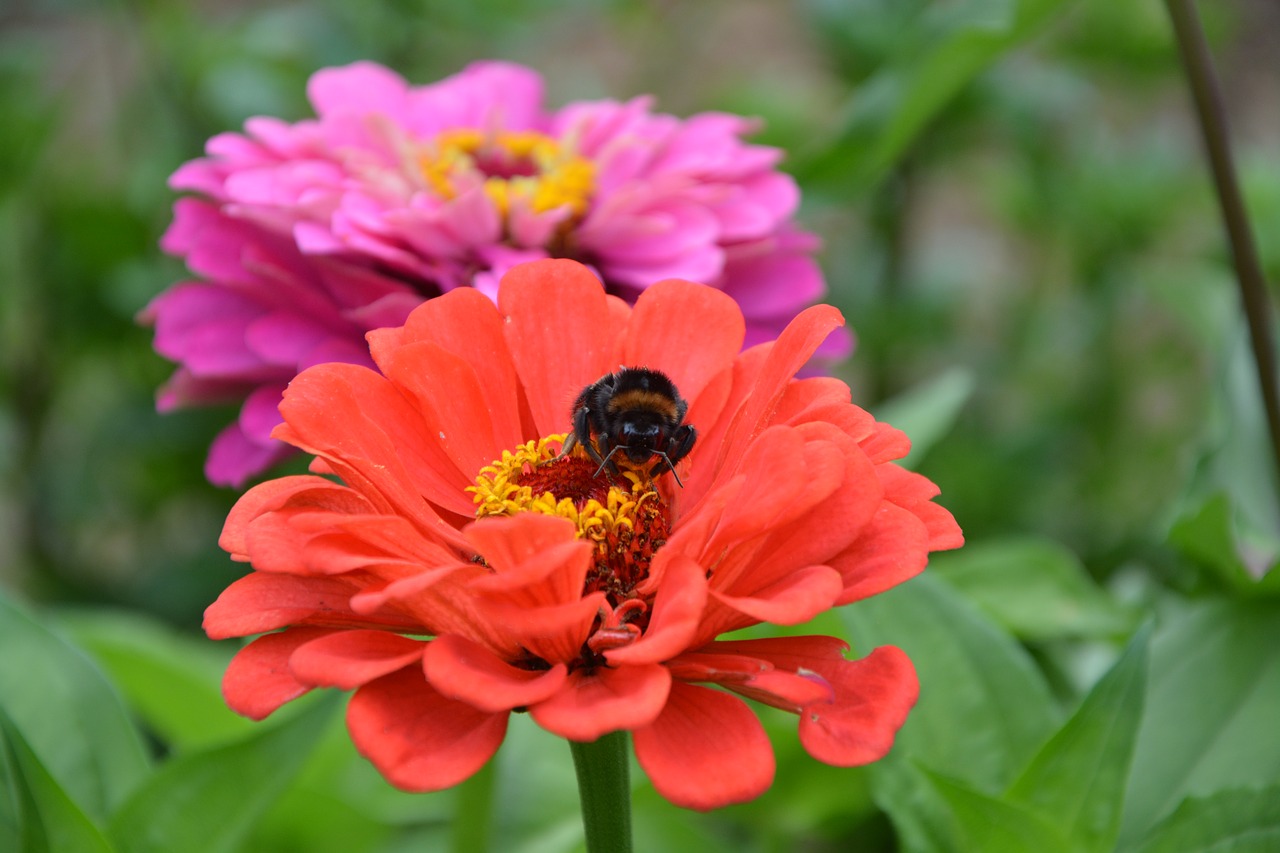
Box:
[277,362,475,529]
[203,572,420,639]
[379,340,521,481]
[858,420,911,464]
[373,286,522,448]
[289,630,426,689]
[745,423,883,576]
[347,668,508,792]
[702,635,851,668]
[464,514,591,601]
[423,634,568,712]
[702,426,842,555]
[709,564,842,626]
[622,279,744,406]
[497,259,618,437]
[832,504,930,605]
[606,553,707,666]
[222,628,327,720]
[798,646,918,766]
[632,681,774,811]
[303,514,469,575]
[476,593,605,666]
[711,304,845,480]
[220,475,367,557]
[529,663,671,741]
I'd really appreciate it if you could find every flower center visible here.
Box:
[469,435,672,653]
[419,130,596,222]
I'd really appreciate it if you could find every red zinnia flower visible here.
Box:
[204,259,961,810]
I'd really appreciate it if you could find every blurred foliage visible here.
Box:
[2,0,1280,850]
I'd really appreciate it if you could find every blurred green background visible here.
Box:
[2,1,1279,851]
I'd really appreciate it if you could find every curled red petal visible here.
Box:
[220,475,368,558]
[633,681,774,811]
[347,667,508,793]
[289,630,426,689]
[529,663,671,741]
[605,553,707,666]
[222,628,327,720]
[464,514,589,601]
[798,645,918,766]
[423,634,568,713]
[476,593,606,665]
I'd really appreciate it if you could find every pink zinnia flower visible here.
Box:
[204,259,960,811]
[143,60,843,487]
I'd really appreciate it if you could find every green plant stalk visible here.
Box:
[451,756,496,853]
[569,732,633,853]
[1166,0,1280,500]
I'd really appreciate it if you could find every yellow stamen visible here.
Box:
[417,130,596,222]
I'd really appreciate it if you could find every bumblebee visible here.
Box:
[560,367,696,487]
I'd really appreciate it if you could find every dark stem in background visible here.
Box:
[1166,0,1280,498]
[867,159,915,404]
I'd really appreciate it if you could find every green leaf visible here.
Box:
[872,367,975,467]
[929,767,1073,853]
[842,573,1060,792]
[0,709,117,853]
[0,593,150,822]
[796,0,1074,193]
[1119,599,1280,845]
[108,694,339,853]
[56,609,254,751]
[1169,493,1279,596]
[931,537,1140,640]
[1128,785,1280,853]
[871,757,1072,853]
[1007,625,1150,852]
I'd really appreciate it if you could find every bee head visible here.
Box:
[615,412,665,461]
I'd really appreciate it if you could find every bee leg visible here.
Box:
[558,408,592,460]
[588,435,618,477]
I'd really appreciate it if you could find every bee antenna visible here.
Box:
[653,451,685,489]
[592,445,625,479]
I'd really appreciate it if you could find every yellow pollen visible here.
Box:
[468,435,671,602]
[417,130,596,220]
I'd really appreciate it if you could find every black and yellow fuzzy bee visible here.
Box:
[560,367,697,487]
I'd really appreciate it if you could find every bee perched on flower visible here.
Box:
[560,366,697,487]
[205,259,960,811]
[142,60,846,487]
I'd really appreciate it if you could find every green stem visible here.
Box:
[569,732,633,853]
[1166,0,1280,501]
[451,758,496,853]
